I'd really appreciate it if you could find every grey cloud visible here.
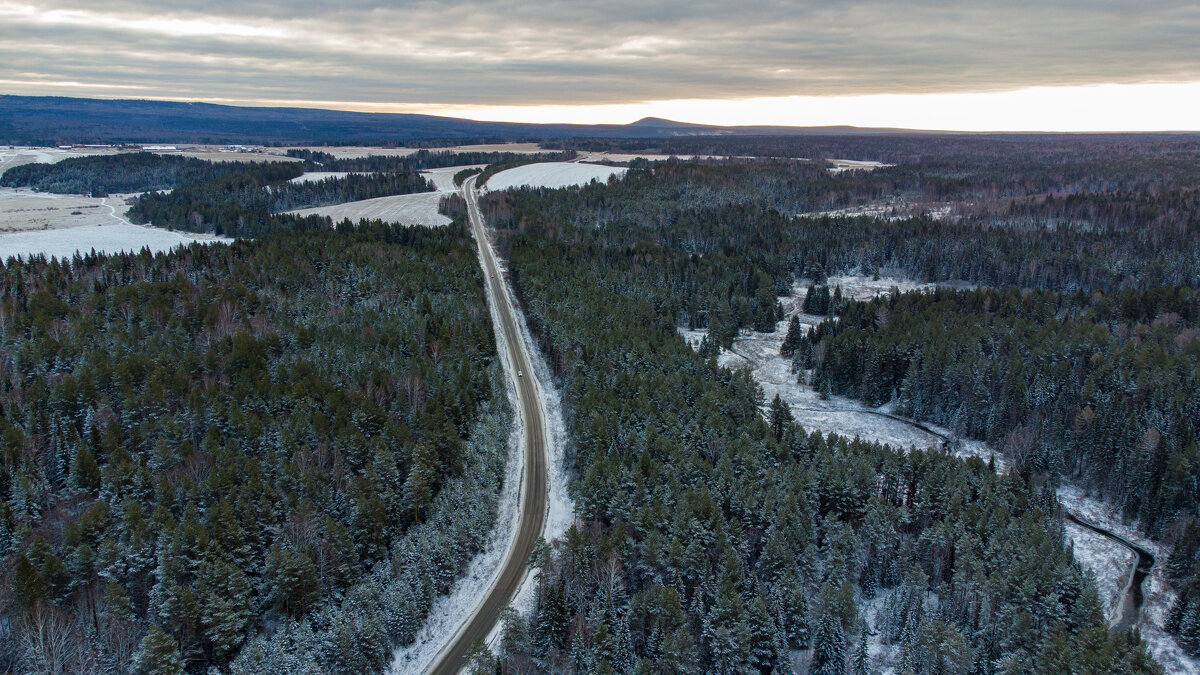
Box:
[3,1,1199,106]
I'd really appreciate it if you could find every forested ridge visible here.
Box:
[471,171,1164,673]
[0,223,511,673]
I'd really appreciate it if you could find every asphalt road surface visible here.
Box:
[428,175,548,674]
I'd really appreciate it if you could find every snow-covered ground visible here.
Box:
[1065,520,1137,620]
[486,162,627,191]
[0,223,228,261]
[827,158,892,173]
[0,146,121,174]
[287,171,359,183]
[681,275,945,453]
[287,192,451,227]
[422,165,485,193]
[285,165,485,227]
[0,193,227,260]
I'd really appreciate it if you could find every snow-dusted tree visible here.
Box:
[133,624,185,675]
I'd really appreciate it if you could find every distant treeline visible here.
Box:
[128,163,431,237]
[0,152,277,196]
[286,148,575,173]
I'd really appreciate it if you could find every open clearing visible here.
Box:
[0,224,227,261]
[827,158,892,173]
[0,187,226,260]
[285,164,484,227]
[288,192,450,227]
[486,162,626,190]
[287,171,361,184]
[0,146,121,173]
[0,188,142,232]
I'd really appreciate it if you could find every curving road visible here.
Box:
[427,176,548,674]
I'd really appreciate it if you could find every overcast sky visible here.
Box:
[2,0,1198,129]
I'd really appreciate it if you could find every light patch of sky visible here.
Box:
[0,2,288,39]
[419,82,1200,131]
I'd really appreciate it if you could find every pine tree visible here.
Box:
[769,394,794,442]
[133,625,186,675]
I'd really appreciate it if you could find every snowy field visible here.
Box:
[284,164,483,227]
[827,158,892,173]
[287,192,450,227]
[287,171,358,184]
[486,162,627,191]
[0,188,227,260]
[422,164,485,192]
[0,222,227,261]
[0,188,140,232]
[0,146,120,173]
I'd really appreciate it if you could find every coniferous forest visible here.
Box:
[0,221,511,673]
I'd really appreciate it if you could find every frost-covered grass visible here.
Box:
[287,171,359,183]
[422,165,485,193]
[486,162,627,191]
[0,193,228,260]
[287,192,451,227]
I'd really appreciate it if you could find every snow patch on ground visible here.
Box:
[680,276,943,453]
[486,162,627,191]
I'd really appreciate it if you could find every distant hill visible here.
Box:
[0,95,931,145]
